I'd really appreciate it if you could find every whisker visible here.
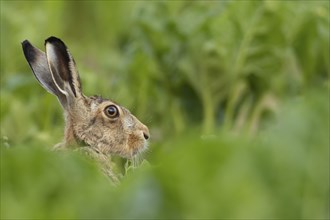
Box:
[133,157,137,167]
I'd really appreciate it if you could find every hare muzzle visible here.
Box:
[142,125,150,140]
[123,115,150,157]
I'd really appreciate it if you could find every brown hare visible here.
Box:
[22,37,150,182]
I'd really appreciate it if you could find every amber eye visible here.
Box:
[104,105,119,118]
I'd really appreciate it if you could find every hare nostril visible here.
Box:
[143,132,149,140]
[141,124,150,140]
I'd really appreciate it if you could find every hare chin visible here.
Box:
[142,142,149,153]
[131,141,148,157]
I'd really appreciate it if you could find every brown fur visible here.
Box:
[22,37,150,161]
[66,95,149,158]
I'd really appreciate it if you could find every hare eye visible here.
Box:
[104,105,119,118]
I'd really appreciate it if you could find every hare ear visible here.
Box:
[22,40,67,108]
[45,36,82,100]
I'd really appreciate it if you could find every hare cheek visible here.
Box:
[123,116,135,130]
[127,133,144,155]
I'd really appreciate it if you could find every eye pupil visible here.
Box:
[105,105,119,118]
[108,107,116,115]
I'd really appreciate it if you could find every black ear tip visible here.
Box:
[21,40,37,63]
[21,39,29,45]
[45,36,64,45]
[21,40,31,49]
[21,40,33,56]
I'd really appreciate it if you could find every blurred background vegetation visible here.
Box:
[1,0,329,219]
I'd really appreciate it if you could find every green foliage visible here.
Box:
[1,146,116,218]
[1,89,328,219]
[121,1,329,134]
[1,1,328,140]
[0,0,329,219]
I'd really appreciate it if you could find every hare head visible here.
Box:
[22,36,149,159]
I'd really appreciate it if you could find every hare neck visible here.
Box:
[63,112,84,147]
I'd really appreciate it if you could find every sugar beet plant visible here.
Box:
[1,1,328,143]
[120,1,329,135]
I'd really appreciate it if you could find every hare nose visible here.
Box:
[142,126,150,140]
[143,132,149,140]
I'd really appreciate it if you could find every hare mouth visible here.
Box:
[126,133,148,157]
[131,141,148,157]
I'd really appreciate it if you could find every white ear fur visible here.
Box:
[22,40,68,108]
[45,43,69,97]
[44,37,83,102]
